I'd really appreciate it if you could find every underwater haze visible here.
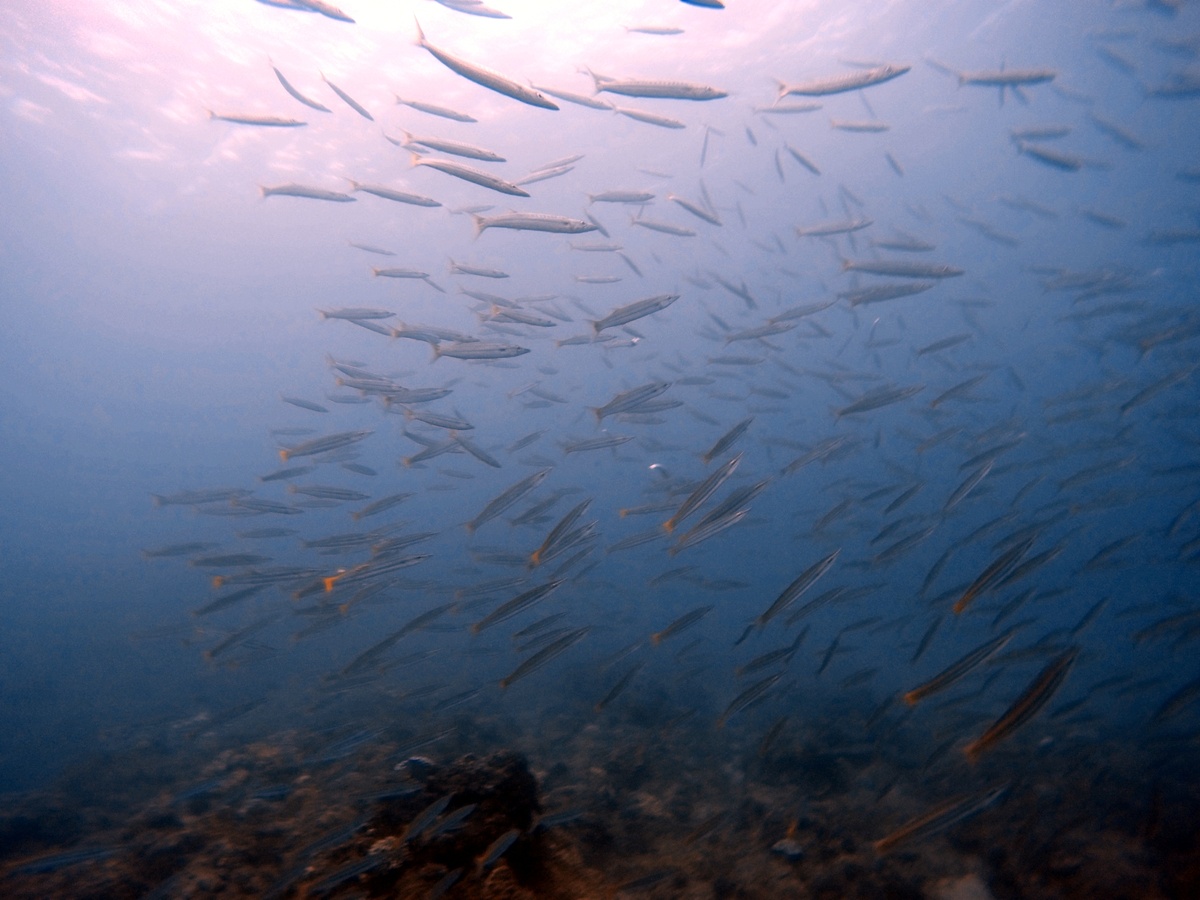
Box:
[2,0,1200,896]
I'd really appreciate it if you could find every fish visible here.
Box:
[666,194,722,225]
[477,829,522,870]
[530,499,593,566]
[943,459,993,511]
[831,119,890,132]
[455,435,503,469]
[777,64,910,97]
[916,333,971,355]
[842,259,963,279]
[874,785,1009,853]
[1088,112,1145,151]
[595,660,645,712]
[592,294,679,333]
[701,418,753,464]
[717,672,784,729]
[467,468,552,533]
[1016,141,1085,171]
[389,130,504,162]
[260,184,355,202]
[471,580,564,634]
[651,606,713,645]
[271,63,331,111]
[432,342,530,361]
[835,384,924,417]
[663,452,742,533]
[500,627,590,688]
[190,553,272,568]
[784,145,821,175]
[593,382,672,421]
[432,0,510,19]
[414,19,558,110]
[755,549,841,627]
[840,281,938,306]
[756,101,822,114]
[394,95,478,122]
[206,110,306,127]
[953,537,1036,614]
[292,0,353,23]
[321,73,372,119]
[630,218,696,237]
[589,71,727,101]
[472,213,598,235]
[589,190,656,204]
[411,153,529,197]
[278,430,372,462]
[957,66,1056,88]
[346,242,395,256]
[319,306,395,320]
[625,26,685,35]
[530,83,614,110]
[287,484,369,501]
[795,217,872,237]
[450,260,508,278]
[1010,124,1071,141]
[350,493,413,520]
[964,649,1078,761]
[725,322,794,343]
[612,106,687,129]
[736,632,804,677]
[346,181,442,207]
[903,630,1015,706]
[516,164,575,186]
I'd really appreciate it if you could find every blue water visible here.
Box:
[1,0,1198,894]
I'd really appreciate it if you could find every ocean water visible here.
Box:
[1,0,1199,897]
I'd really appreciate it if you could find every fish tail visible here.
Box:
[413,16,426,46]
[584,66,601,94]
[470,215,485,239]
